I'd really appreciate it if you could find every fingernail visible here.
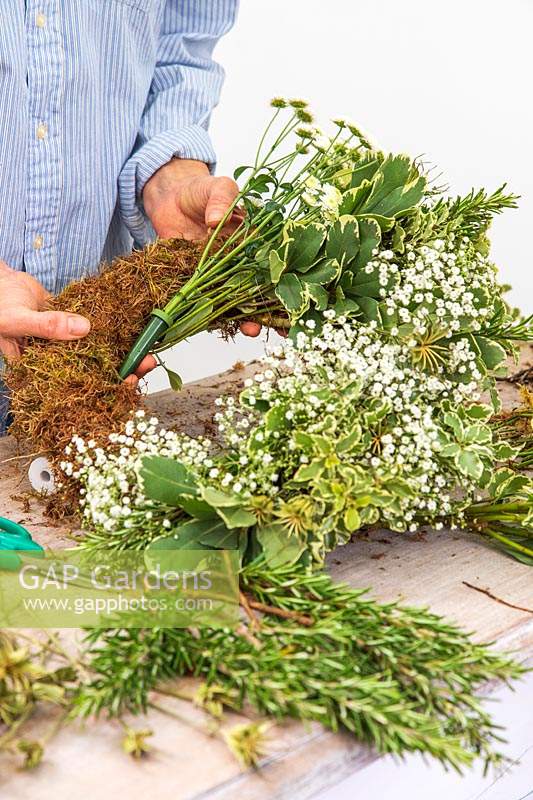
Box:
[67,315,90,336]
[207,211,224,226]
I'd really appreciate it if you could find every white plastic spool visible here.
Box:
[28,456,56,495]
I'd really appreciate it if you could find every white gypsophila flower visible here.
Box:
[368,236,498,381]
[61,412,213,547]
[212,316,483,519]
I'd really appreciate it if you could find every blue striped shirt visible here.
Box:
[0,0,238,295]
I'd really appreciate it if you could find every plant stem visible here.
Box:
[481,527,533,558]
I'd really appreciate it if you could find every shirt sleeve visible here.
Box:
[119,0,239,245]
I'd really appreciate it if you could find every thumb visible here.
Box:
[2,308,91,340]
[205,177,239,227]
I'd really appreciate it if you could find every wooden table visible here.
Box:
[0,356,532,800]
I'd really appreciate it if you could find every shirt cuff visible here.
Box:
[118,125,217,247]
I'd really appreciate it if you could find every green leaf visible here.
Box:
[443,412,464,440]
[285,222,327,272]
[255,523,306,568]
[473,336,507,371]
[265,404,288,432]
[275,273,307,314]
[379,302,399,331]
[293,431,314,448]
[304,434,331,454]
[489,470,529,498]
[201,487,243,508]
[500,473,530,496]
[234,165,251,180]
[355,296,381,324]
[200,525,241,549]
[269,250,286,284]
[344,507,361,532]
[306,283,329,310]
[381,478,414,499]
[177,496,217,520]
[338,182,374,216]
[166,368,183,392]
[342,275,381,299]
[440,443,461,457]
[147,536,210,552]
[325,215,360,265]
[140,457,198,505]
[265,199,282,213]
[200,486,256,529]
[486,467,518,497]
[336,425,362,454]
[352,218,381,272]
[483,530,533,565]
[464,404,493,422]
[363,155,426,218]
[248,172,277,194]
[456,450,484,479]
[288,309,324,342]
[215,505,257,530]
[489,380,503,414]
[493,441,519,460]
[464,424,492,445]
[505,547,533,566]
[349,158,380,189]
[148,518,229,550]
[356,213,396,232]
[299,258,341,286]
[392,224,406,253]
[293,458,326,482]
[226,270,256,291]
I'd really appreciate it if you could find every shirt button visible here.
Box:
[33,235,44,250]
[37,123,47,140]
[36,12,46,28]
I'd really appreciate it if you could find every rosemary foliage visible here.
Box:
[437,186,519,241]
[75,561,524,772]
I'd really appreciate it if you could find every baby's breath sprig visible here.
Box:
[62,410,215,551]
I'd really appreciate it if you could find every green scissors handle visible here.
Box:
[0,517,33,540]
[0,517,44,569]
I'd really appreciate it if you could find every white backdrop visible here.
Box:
[147,0,533,393]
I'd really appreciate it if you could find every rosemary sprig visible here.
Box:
[74,561,524,772]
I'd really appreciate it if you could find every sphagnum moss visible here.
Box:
[4,238,205,515]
